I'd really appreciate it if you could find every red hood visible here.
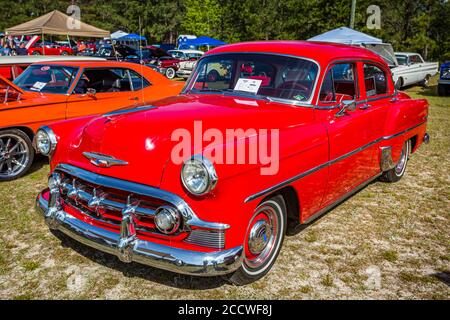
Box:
[58,94,313,187]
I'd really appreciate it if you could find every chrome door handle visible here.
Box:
[129,97,139,101]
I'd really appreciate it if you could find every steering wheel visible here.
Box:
[277,81,309,92]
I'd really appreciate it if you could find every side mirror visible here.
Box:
[335,100,357,117]
[86,88,96,97]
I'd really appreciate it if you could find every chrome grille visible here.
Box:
[57,171,168,233]
[54,167,227,249]
[185,229,225,249]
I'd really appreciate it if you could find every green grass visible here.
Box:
[0,76,448,300]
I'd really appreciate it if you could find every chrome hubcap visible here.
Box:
[0,134,29,178]
[395,143,408,175]
[245,205,278,269]
[248,220,272,255]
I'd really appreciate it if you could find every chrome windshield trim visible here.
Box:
[55,164,230,231]
[183,52,321,106]
[244,121,427,203]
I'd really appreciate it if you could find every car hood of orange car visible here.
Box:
[60,93,314,188]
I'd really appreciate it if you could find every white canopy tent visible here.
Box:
[308,27,398,67]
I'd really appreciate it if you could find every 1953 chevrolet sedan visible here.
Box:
[35,41,429,285]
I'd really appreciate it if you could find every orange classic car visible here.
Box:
[0,60,183,181]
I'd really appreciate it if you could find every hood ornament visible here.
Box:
[83,152,128,168]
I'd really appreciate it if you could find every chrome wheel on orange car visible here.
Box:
[229,195,287,285]
[0,130,34,181]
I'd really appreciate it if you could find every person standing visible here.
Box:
[16,42,28,55]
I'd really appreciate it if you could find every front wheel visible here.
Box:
[380,140,411,183]
[228,195,287,285]
[0,129,34,181]
[165,67,176,79]
[32,51,40,56]
[60,51,69,56]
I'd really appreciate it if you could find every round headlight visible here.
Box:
[154,206,181,235]
[181,155,217,196]
[36,126,57,156]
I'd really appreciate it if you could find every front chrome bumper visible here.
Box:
[36,192,243,276]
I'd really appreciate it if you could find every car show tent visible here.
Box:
[308,27,398,67]
[5,10,110,38]
[178,36,226,50]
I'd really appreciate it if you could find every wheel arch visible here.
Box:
[0,126,35,141]
[262,186,300,224]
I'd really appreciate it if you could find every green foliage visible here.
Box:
[0,0,447,61]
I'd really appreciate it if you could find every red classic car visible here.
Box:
[36,41,429,285]
[28,42,74,56]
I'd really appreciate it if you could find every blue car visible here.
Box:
[438,61,450,96]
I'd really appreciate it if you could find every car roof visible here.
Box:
[0,55,106,65]
[206,40,386,66]
[395,52,420,56]
[28,60,141,68]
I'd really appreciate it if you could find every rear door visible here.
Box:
[66,67,143,119]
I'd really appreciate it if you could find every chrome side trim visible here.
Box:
[55,164,230,231]
[244,121,426,203]
[36,193,242,276]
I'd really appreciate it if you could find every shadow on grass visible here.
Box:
[27,154,48,176]
[50,230,229,290]
[432,271,450,287]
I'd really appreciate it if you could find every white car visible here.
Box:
[392,52,439,89]
[167,49,204,79]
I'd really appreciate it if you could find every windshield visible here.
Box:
[14,65,78,94]
[186,54,319,103]
[396,55,408,66]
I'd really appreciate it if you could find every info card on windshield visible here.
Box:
[234,78,262,94]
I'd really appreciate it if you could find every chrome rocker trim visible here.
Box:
[36,193,243,276]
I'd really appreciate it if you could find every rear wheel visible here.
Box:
[228,195,287,285]
[0,129,34,181]
[165,67,176,79]
[421,75,431,88]
[380,140,411,183]
[32,51,40,56]
[60,51,69,56]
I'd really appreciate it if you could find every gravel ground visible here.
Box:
[0,78,448,300]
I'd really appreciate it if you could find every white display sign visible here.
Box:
[234,78,262,94]
[31,82,47,92]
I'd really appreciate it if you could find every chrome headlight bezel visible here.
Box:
[181,154,218,196]
[35,126,57,156]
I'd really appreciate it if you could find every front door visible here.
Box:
[315,62,375,206]
[66,67,143,119]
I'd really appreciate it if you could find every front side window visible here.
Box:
[409,55,423,64]
[128,69,150,90]
[395,55,408,66]
[187,54,319,103]
[73,68,134,94]
[14,65,78,94]
[364,64,387,97]
[319,63,357,103]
